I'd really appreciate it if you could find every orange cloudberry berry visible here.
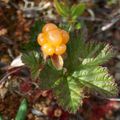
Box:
[55,44,66,55]
[61,30,69,44]
[41,43,54,56]
[42,23,58,33]
[37,23,69,56]
[46,29,62,46]
[37,33,47,46]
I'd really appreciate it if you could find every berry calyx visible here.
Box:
[61,30,69,44]
[41,43,54,56]
[37,33,47,46]
[55,44,66,55]
[42,23,58,33]
[46,29,62,46]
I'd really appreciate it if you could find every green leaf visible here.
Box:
[0,113,3,120]
[75,23,82,30]
[64,32,84,72]
[84,42,104,58]
[53,76,84,113]
[93,45,114,64]
[20,41,39,52]
[66,32,102,70]
[21,50,42,79]
[81,44,114,67]
[65,32,106,62]
[71,3,85,20]
[54,0,69,17]
[15,99,28,120]
[39,63,62,89]
[59,23,71,31]
[72,66,118,97]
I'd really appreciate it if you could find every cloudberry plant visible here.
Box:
[22,0,118,113]
[37,23,69,56]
